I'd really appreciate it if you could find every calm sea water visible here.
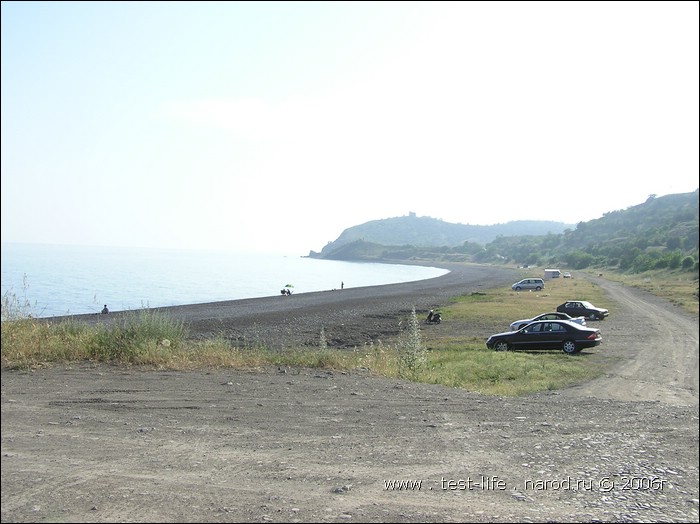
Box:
[1,243,448,318]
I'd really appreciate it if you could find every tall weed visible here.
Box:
[1,275,36,321]
[397,307,426,379]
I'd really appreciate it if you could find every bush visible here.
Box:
[681,256,696,270]
[88,310,188,362]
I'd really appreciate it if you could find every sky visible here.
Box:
[1,1,698,255]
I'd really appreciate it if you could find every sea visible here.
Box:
[1,243,449,319]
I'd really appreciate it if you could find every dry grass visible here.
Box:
[2,267,695,396]
[586,268,698,315]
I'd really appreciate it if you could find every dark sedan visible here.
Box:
[556,300,609,320]
[486,320,603,354]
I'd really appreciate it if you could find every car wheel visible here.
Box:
[535,286,542,291]
[562,340,577,354]
[588,313,597,320]
[493,340,510,352]
[514,286,522,291]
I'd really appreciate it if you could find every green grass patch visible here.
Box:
[584,267,698,315]
[443,274,614,324]
[421,345,603,396]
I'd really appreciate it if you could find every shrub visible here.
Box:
[681,255,696,270]
[89,309,188,362]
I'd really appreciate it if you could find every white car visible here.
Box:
[563,272,572,278]
[509,312,587,331]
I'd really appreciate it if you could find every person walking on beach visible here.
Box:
[101,305,109,314]
[341,281,344,290]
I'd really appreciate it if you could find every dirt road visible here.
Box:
[1,270,698,523]
[560,275,698,406]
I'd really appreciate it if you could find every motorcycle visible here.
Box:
[425,310,442,324]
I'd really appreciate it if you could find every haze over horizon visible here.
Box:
[2,1,698,255]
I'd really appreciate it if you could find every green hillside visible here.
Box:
[309,191,699,274]
[310,213,573,258]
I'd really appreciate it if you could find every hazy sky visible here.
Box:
[2,1,698,255]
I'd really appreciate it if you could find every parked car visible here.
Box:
[511,278,545,291]
[486,320,602,354]
[556,300,609,320]
[563,272,572,278]
[509,312,586,331]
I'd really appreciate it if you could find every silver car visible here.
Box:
[510,312,586,331]
[511,278,545,291]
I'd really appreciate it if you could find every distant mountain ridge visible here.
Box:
[310,213,574,258]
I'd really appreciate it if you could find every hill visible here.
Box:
[309,214,573,259]
[308,191,699,273]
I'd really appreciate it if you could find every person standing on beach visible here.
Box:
[101,305,109,314]
[341,281,344,290]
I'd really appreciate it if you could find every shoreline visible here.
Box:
[63,263,520,349]
[27,257,453,320]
